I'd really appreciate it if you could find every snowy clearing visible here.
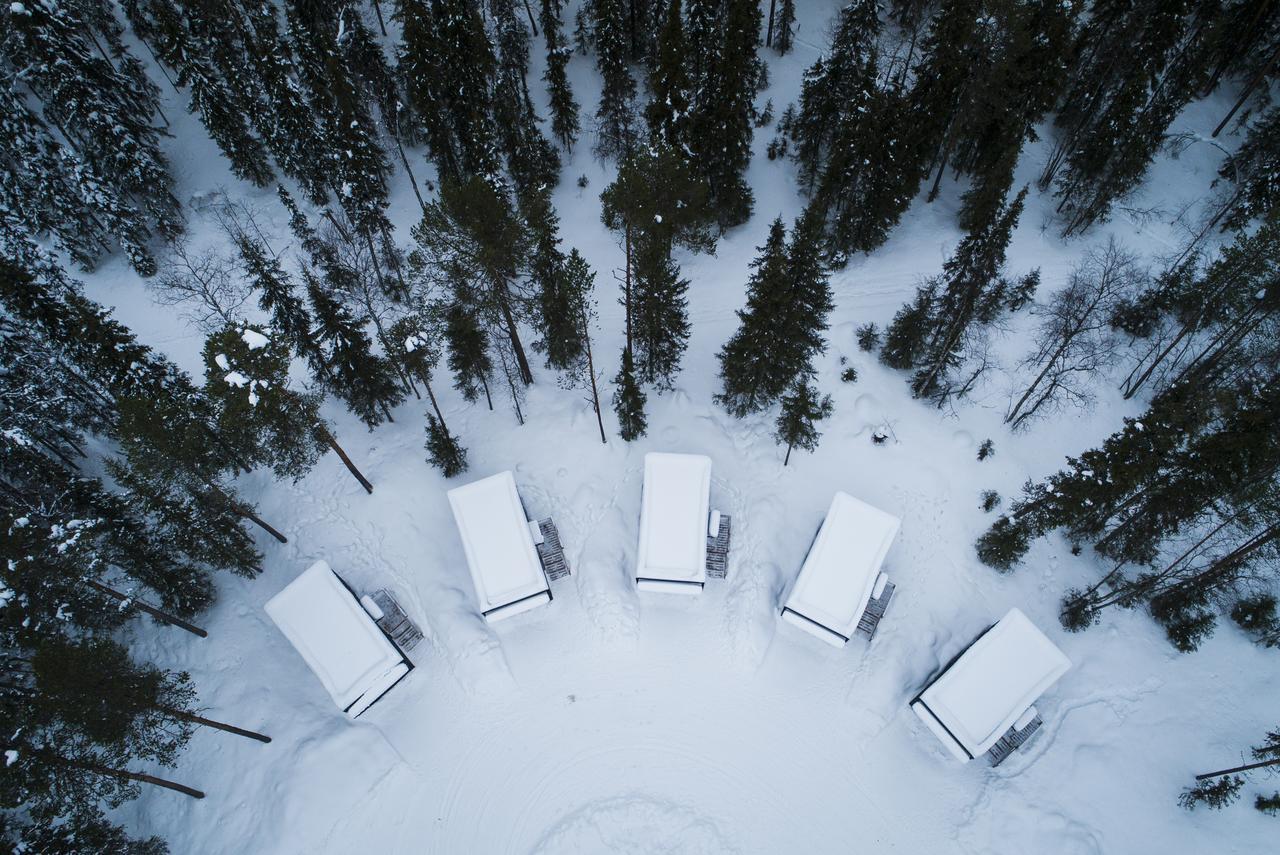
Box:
[55,2,1277,852]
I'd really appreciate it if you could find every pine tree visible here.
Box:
[612,346,647,440]
[591,0,638,159]
[600,142,715,355]
[686,0,761,227]
[410,175,535,386]
[775,379,833,465]
[541,0,581,149]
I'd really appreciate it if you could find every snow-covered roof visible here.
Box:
[636,453,712,590]
[447,471,550,619]
[264,561,410,716]
[914,608,1071,760]
[783,492,900,644]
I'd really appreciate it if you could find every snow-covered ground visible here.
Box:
[80,3,1279,852]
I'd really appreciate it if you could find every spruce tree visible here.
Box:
[908,186,1027,405]
[492,0,561,200]
[425,413,468,476]
[630,234,690,386]
[541,0,581,149]
[716,212,833,416]
[612,346,647,440]
[717,218,792,416]
[387,309,471,476]
[122,0,275,188]
[443,297,495,408]
[686,0,761,227]
[6,0,181,273]
[772,0,796,55]
[1043,1,1234,235]
[304,269,405,428]
[591,0,638,159]
[600,142,715,355]
[232,231,317,364]
[790,0,920,256]
[775,379,833,465]
[201,324,327,482]
[397,0,504,179]
[1215,106,1280,233]
[645,0,692,150]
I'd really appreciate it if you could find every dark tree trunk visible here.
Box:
[498,287,534,384]
[422,373,448,430]
[581,306,607,444]
[766,0,777,47]
[238,507,288,544]
[392,131,427,213]
[1195,756,1280,781]
[85,580,208,638]
[1212,45,1280,138]
[158,706,271,743]
[317,427,374,494]
[624,222,634,353]
[54,755,205,799]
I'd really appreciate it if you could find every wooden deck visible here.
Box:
[855,579,895,639]
[985,711,1044,766]
[369,589,424,652]
[705,515,732,579]
[535,518,571,581]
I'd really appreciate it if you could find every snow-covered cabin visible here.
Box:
[635,452,718,594]
[781,492,901,646]
[448,471,554,621]
[265,561,413,717]
[911,608,1071,765]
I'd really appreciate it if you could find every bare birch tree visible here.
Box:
[148,239,249,333]
[1006,239,1143,430]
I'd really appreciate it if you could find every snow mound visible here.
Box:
[530,795,739,855]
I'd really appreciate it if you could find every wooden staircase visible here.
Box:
[369,589,424,652]
[535,518,571,581]
[985,711,1044,767]
[705,515,732,579]
[855,579,895,639]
